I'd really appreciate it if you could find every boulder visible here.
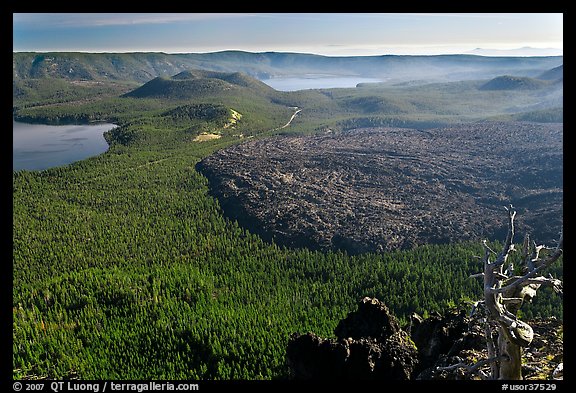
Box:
[409,309,471,373]
[334,297,400,341]
[287,297,418,380]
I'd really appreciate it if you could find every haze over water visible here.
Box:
[261,75,383,91]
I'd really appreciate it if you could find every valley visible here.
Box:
[12,51,563,380]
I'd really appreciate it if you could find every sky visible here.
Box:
[13,13,563,56]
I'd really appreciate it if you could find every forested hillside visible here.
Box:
[12,138,562,379]
[13,64,563,380]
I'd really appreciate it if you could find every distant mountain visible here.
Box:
[13,51,563,85]
[480,75,548,91]
[124,69,275,99]
[468,47,563,57]
[538,65,563,81]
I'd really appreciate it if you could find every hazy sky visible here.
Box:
[13,13,563,56]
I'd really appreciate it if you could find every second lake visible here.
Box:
[261,74,383,91]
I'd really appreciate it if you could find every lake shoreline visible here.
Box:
[13,119,116,171]
[13,113,115,126]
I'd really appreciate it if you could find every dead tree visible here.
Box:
[466,205,563,380]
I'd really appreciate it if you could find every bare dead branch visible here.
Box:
[437,355,509,378]
[532,245,548,263]
[501,297,524,306]
[491,251,563,295]
[469,301,484,318]
[494,205,516,267]
[437,362,469,372]
[463,208,561,379]
[482,240,497,258]
[522,276,562,294]
[522,233,530,260]
[536,231,563,269]
[468,355,509,375]
[485,322,499,378]
[484,229,562,301]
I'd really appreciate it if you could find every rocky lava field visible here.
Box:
[197,122,563,254]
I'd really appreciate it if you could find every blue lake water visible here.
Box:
[261,75,383,91]
[13,120,116,171]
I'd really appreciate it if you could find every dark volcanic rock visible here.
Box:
[335,297,400,341]
[287,298,563,380]
[286,297,418,380]
[197,122,563,254]
[414,316,563,380]
[410,309,484,374]
[286,333,349,379]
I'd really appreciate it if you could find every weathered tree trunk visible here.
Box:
[498,326,522,380]
[467,205,563,380]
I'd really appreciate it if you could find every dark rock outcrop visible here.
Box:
[335,297,400,341]
[287,297,563,380]
[286,333,349,379]
[409,309,486,378]
[411,309,471,371]
[287,297,418,380]
[197,123,563,255]
[414,315,563,380]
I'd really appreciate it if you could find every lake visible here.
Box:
[13,120,116,171]
[261,74,383,91]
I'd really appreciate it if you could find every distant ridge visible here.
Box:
[480,75,548,91]
[13,51,563,84]
[538,65,563,81]
[468,47,563,57]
